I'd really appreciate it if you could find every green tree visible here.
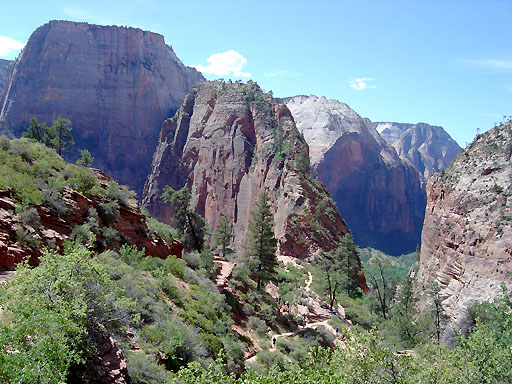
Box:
[76,149,94,167]
[319,234,362,311]
[22,116,49,143]
[0,243,134,383]
[213,214,235,259]
[162,185,206,252]
[366,257,396,319]
[425,281,448,344]
[50,115,74,155]
[245,191,278,290]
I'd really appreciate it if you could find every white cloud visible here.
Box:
[264,70,301,78]
[349,77,376,90]
[464,59,512,70]
[0,36,25,57]
[193,50,251,78]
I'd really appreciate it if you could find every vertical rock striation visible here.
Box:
[142,81,350,261]
[375,121,461,182]
[285,95,425,255]
[0,59,13,97]
[415,121,512,328]
[0,20,203,194]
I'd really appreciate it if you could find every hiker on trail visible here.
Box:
[302,319,306,329]
[272,337,276,347]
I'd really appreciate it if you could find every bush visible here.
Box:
[184,251,202,270]
[256,350,287,369]
[101,226,121,247]
[98,200,120,225]
[126,351,172,384]
[15,205,41,229]
[248,316,268,336]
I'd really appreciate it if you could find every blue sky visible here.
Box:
[1,0,511,147]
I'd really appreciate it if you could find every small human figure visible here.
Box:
[272,336,276,347]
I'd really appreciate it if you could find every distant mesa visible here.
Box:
[0,20,204,195]
[285,95,426,255]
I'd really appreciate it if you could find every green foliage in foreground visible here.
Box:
[0,136,99,206]
[172,322,512,384]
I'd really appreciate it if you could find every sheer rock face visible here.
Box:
[285,95,425,255]
[142,82,349,260]
[0,59,13,97]
[415,121,512,327]
[375,122,462,182]
[0,20,203,195]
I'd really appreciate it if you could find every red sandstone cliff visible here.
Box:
[142,81,349,260]
[415,121,512,328]
[0,170,182,270]
[0,21,204,195]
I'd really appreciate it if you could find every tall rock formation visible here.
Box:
[143,82,350,260]
[415,121,512,328]
[285,95,425,255]
[0,59,13,96]
[374,122,462,182]
[0,20,204,195]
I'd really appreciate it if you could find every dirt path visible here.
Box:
[0,271,15,285]
[214,256,235,290]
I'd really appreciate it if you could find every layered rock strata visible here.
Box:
[0,170,182,270]
[285,95,425,255]
[143,81,350,260]
[415,121,512,327]
[0,20,203,194]
[375,121,461,182]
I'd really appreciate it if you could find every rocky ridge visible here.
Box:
[285,95,425,255]
[415,121,512,328]
[0,169,182,270]
[143,82,350,260]
[0,20,204,195]
[375,121,461,182]
[0,59,13,97]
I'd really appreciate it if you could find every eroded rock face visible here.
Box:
[375,122,461,182]
[285,95,425,255]
[0,20,203,195]
[415,121,512,328]
[0,171,182,270]
[0,59,13,97]
[143,82,348,260]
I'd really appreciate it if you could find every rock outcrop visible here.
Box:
[0,170,182,270]
[0,59,13,97]
[0,20,204,195]
[415,121,512,328]
[285,95,425,255]
[375,122,461,182]
[143,82,349,260]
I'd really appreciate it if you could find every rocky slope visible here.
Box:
[285,95,425,255]
[0,59,13,97]
[415,121,512,328]
[143,82,349,260]
[0,20,203,195]
[0,138,181,270]
[375,122,461,182]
